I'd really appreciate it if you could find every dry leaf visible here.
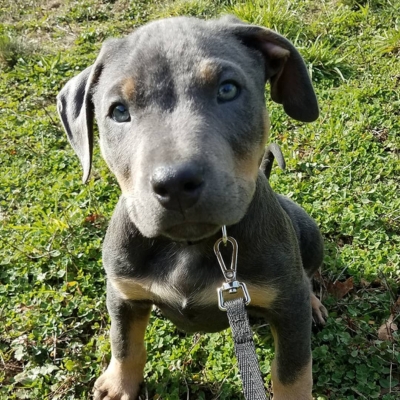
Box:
[84,213,102,223]
[327,277,354,299]
[378,315,398,341]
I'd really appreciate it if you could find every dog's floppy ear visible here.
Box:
[57,48,108,183]
[57,66,96,183]
[221,16,319,122]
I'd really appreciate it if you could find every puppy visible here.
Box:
[58,16,322,400]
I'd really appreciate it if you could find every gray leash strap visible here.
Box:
[214,227,268,400]
[225,298,268,400]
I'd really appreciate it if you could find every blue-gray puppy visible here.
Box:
[58,16,323,400]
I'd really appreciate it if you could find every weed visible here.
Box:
[1,0,399,399]
[155,0,222,19]
[0,35,35,68]
[375,27,400,55]
[226,0,305,37]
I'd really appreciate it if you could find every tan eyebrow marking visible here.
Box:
[121,77,136,100]
[197,59,219,85]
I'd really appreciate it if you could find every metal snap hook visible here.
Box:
[214,226,251,311]
[213,234,238,283]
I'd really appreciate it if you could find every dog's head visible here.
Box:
[57,16,318,241]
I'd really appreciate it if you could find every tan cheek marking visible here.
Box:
[271,358,313,400]
[235,111,270,182]
[121,77,135,100]
[257,110,271,167]
[114,173,132,194]
[235,154,261,183]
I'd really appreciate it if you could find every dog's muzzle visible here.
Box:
[150,162,204,212]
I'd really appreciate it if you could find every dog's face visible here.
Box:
[93,18,268,241]
[57,16,318,241]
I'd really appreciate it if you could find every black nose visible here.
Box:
[151,163,204,211]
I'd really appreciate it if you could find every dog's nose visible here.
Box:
[151,163,204,211]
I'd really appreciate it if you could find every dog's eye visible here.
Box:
[217,81,239,102]
[111,103,131,123]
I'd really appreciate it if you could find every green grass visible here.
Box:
[1,0,399,399]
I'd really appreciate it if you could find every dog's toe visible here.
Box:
[311,293,328,328]
[93,368,141,400]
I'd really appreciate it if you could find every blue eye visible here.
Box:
[111,103,130,122]
[217,81,239,102]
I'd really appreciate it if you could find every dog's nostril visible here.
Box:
[151,163,204,211]
[153,185,169,197]
[183,180,203,192]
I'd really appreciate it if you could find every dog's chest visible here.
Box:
[106,226,280,330]
[109,253,222,310]
[109,249,279,328]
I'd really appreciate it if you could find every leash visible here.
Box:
[214,227,268,400]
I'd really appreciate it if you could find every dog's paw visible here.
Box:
[93,360,142,400]
[311,293,328,328]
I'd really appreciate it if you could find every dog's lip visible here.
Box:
[163,222,220,241]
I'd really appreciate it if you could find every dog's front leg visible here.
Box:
[94,282,151,400]
[269,288,313,400]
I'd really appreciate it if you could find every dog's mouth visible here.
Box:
[163,222,220,242]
